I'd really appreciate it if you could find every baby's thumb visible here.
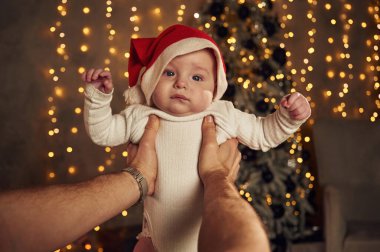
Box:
[104,80,113,93]
[280,98,288,109]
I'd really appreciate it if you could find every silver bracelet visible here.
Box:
[122,167,148,203]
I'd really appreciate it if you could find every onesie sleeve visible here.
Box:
[84,84,131,147]
[232,105,307,152]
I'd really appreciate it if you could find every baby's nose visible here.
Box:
[174,79,187,88]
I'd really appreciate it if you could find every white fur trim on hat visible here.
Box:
[123,85,146,105]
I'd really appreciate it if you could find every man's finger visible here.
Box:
[201,115,217,147]
[126,143,138,166]
[139,115,160,148]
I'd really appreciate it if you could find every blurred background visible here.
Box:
[0,0,379,251]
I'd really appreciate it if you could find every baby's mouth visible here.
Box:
[171,94,189,101]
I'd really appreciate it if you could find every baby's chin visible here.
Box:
[163,105,210,117]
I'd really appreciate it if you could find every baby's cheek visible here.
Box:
[202,90,213,103]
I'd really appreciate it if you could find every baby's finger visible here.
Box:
[86,68,95,82]
[104,80,113,93]
[286,92,301,107]
[287,97,304,112]
[92,69,104,81]
[99,70,112,80]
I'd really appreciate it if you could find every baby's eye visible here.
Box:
[163,70,175,77]
[192,75,203,82]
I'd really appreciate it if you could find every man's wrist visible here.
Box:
[122,167,148,203]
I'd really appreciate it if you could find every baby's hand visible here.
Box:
[280,92,311,121]
[81,68,113,94]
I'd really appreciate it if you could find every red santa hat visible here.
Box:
[124,24,228,106]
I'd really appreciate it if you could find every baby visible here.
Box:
[82,24,310,251]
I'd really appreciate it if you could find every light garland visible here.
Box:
[278,0,379,121]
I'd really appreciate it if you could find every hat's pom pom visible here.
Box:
[123,85,146,105]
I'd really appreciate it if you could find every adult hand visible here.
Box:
[198,115,241,184]
[126,115,160,195]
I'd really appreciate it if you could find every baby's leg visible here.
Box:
[133,237,155,252]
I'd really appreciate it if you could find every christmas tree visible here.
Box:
[194,0,315,250]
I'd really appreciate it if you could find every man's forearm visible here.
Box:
[199,174,270,252]
[0,172,139,252]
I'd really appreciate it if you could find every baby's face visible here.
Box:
[151,49,216,117]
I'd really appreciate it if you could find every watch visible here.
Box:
[122,167,148,203]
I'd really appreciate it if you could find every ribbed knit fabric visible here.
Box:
[84,84,307,251]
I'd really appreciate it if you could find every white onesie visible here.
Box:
[84,84,305,251]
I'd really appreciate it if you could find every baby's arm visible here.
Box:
[82,69,131,147]
[232,92,311,151]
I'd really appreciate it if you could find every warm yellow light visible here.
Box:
[55,87,63,97]
[94,226,100,231]
[48,152,54,158]
[50,26,56,32]
[325,3,331,10]
[82,27,90,35]
[304,136,311,142]
[154,8,161,15]
[105,147,111,152]
[122,151,128,157]
[57,47,65,55]
[331,19,336,25]
[109,47,116,54]
[75,108,82,114]
[78,67,85,74]
[66,244,72,250]
[98,165,105,172]
[80,45,89,52]
[122,210,128,216]
[84,244,91,250]
[325,55,332,62]
[131,6,137,12]
[68,166,76,174]
[327,70,335,78]
[78,87,84,93]
[67,147,73,153]
[328,37,334,43]
[71,127,78,134]
[83,7,90,14]
[48,172,56,179]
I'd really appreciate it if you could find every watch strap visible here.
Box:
[122,167,148,203]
